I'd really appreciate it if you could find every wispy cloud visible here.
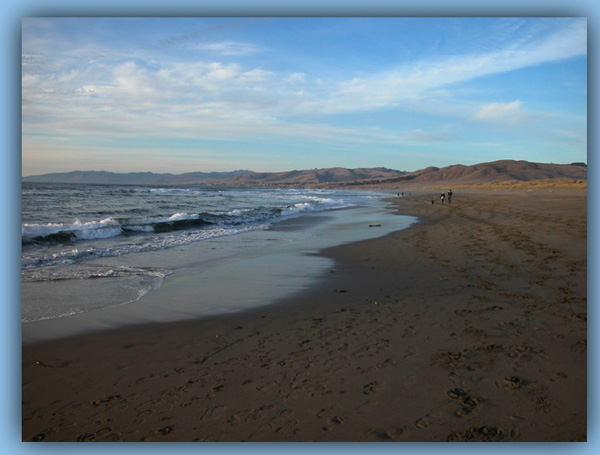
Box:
[158,18,268,48]
[471,100,525,122]
[193,41,264,56]
[304,18,587,115]
[21,18,587,174]
[23,18,586,124]
[404,129,451,143]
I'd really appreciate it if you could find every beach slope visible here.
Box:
[22,189,587,441]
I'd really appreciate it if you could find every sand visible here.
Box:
[21,189,587,442]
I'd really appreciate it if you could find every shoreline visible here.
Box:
[22,189,587,441]
[22,197,415,344]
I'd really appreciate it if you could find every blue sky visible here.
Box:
[21,17,587,175]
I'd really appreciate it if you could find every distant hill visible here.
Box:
[22,170,254,185]
[391,160,588,188]
[22,160,587,188]
[221,167,408,187]
[219,160,587,188]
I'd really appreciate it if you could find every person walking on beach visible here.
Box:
[448,189,453,204]
[440,192,445,204]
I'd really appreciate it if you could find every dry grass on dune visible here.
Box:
[434,178,587,191]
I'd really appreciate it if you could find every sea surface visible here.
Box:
[22,182,415,342]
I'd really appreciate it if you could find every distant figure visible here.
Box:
[440,192,445,204]
[401,192,404,197]
[431,199,435,205]
[448,190,453,204]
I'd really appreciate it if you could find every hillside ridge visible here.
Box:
[23,160,587,188]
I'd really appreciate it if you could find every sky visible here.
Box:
[21,17,587,175]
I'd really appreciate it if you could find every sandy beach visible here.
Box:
[21,189,587,442]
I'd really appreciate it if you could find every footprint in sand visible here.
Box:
[316,408,331,418]
[156,425,173,435]
[415,416,432,429]
[447,388,481,417]
[447,425,504,442]
[372,427,404,440]
[500,376,529,389]
[92,394,122,407]
[363,381,379,395]
[331,416,344,425]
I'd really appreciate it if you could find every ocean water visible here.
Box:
[22,182,415,342]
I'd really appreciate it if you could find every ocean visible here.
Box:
[22,182,416,342]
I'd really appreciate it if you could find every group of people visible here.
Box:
[441,189,452,204]
[432,190,453,205]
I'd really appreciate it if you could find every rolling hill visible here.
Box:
[385,160,588,188]
[22,160,587,188]
[218,160,587,188]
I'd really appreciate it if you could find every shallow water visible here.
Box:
[22,195,415,343]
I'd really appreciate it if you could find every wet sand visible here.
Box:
[22,189,587,442]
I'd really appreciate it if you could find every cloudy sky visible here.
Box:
[21,17,587,175]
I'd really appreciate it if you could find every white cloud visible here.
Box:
[23,18,587,123]
[471,100,523,121]
[22,74,40,87]
[21,18,587,172]
[304,18,586,115]
[194,41,263,56]
[239,68,272,82]
[287,73,306,83]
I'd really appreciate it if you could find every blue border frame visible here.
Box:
[3,1,596,453]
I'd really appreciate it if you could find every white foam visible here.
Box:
[22,266,170,323]
[168,212,196,221]
[22,218,123,240]
[123,225,154,232]
[22,188,386,272]
[74,225,122,240]
[22,223,271,270]
[149,188,194,194]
